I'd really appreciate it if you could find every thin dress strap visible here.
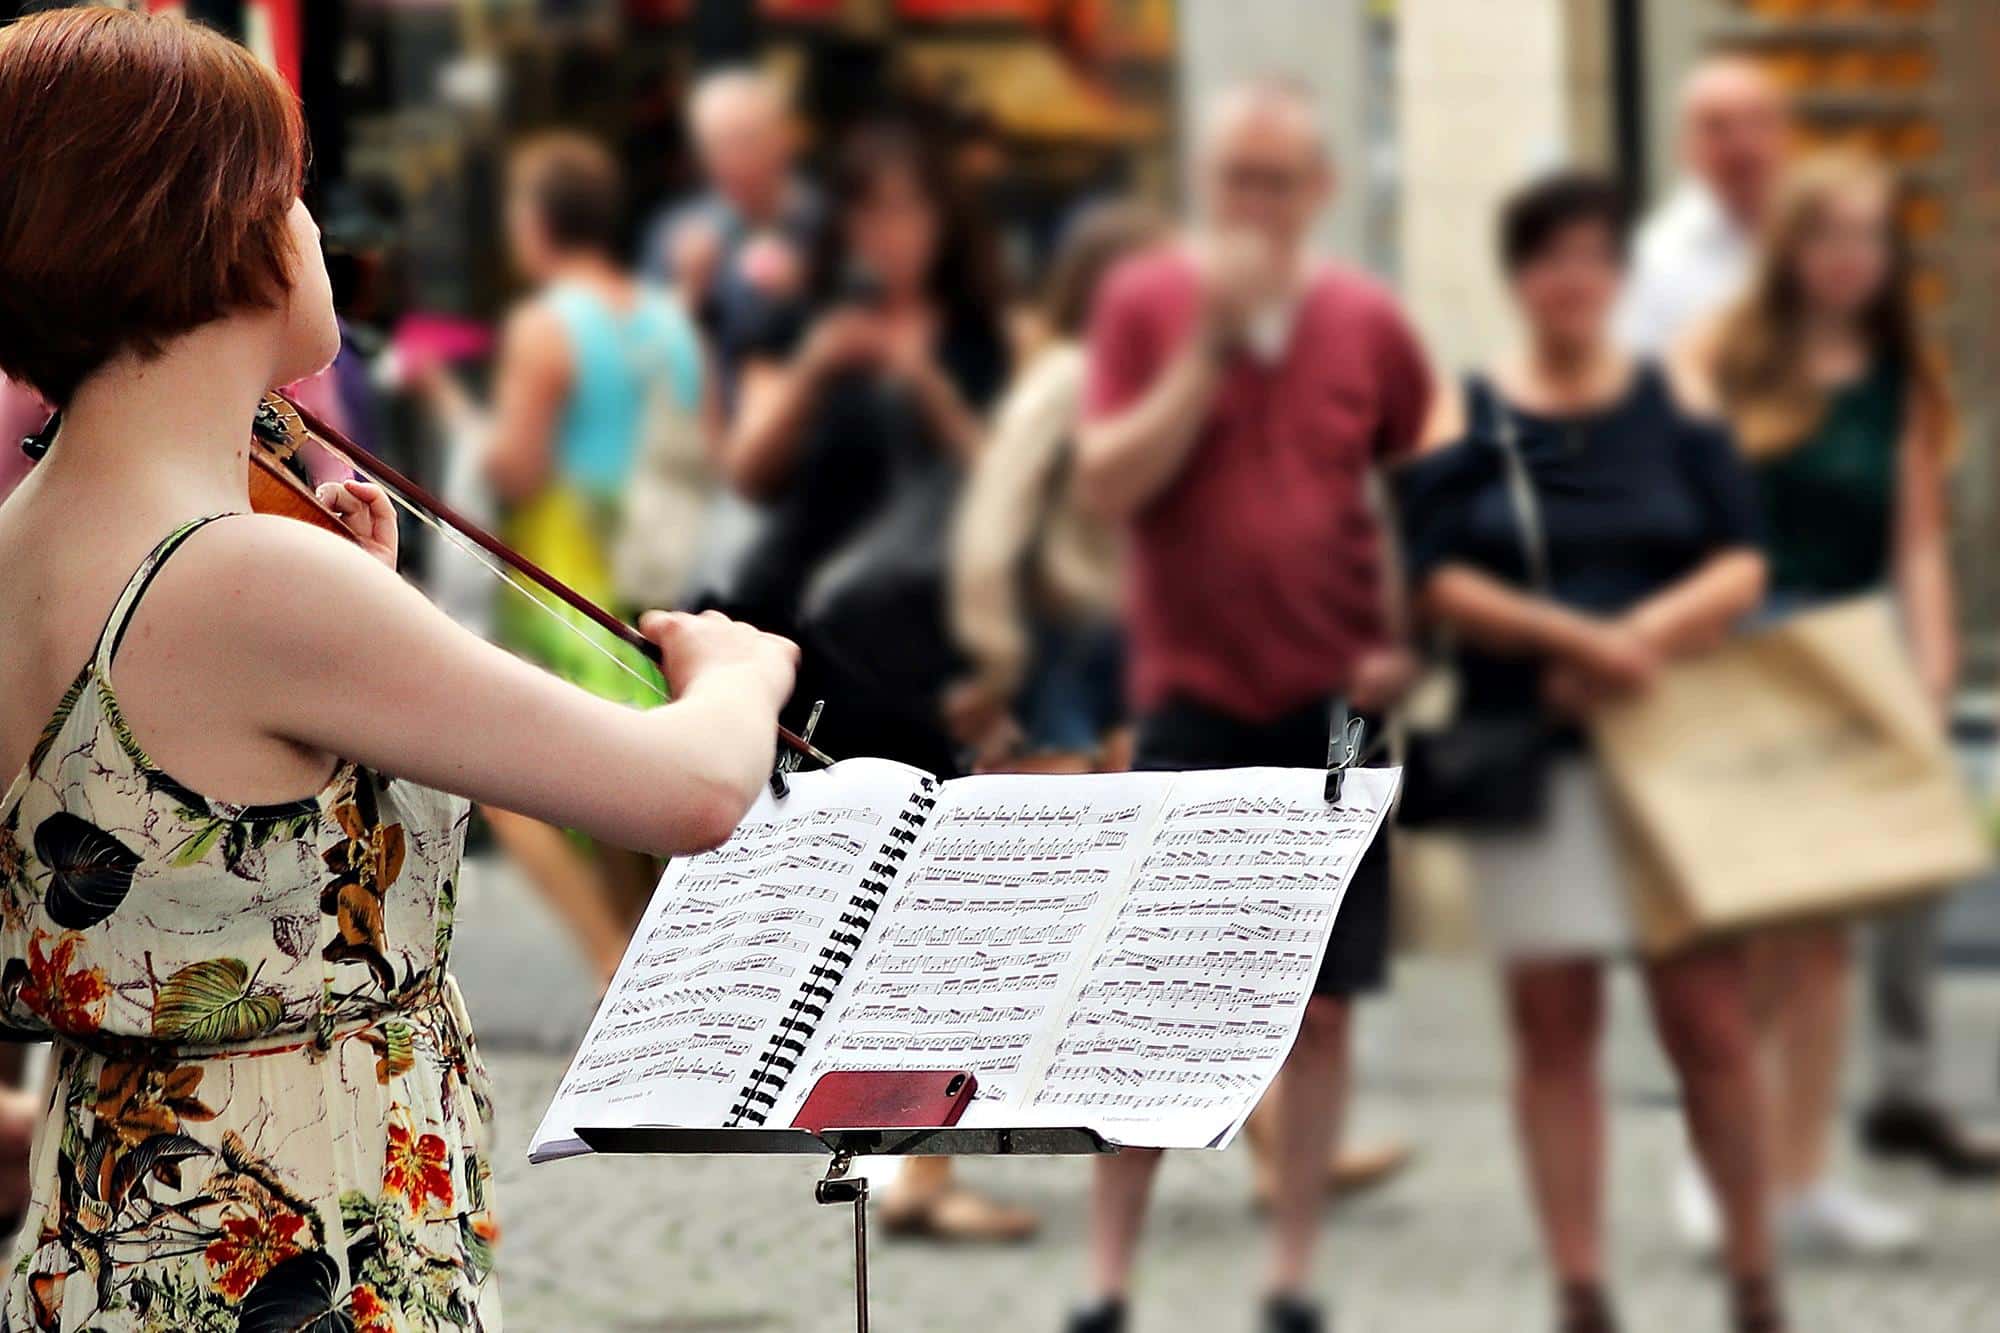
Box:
[92,514,237,674]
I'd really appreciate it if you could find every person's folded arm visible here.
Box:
[1419,564,1603,664]
[1623,548,1767,659]
[949,355,1081,697]
[718,356,814,499]
[1073,332,1220,522]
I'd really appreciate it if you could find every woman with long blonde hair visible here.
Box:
[1687,148,1974,1258]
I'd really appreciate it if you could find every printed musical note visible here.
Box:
[1020,767,1399,1148]
[529,759,934,1160]
[535,761,1401,1159]
[775,772,1182,1117]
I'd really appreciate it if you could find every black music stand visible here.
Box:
[574,1123,1114,1332]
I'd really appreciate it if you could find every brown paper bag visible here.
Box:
[1591,597,1992,955]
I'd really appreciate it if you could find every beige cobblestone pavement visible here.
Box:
[477,958,2000,1332]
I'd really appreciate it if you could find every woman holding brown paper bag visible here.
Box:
[1679,150,1990,1261]
[1396,172,1782,1333]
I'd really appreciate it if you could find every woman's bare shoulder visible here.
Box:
[1415,377,1468,455]
[1662,317,1726,420]
[131,513,426,658]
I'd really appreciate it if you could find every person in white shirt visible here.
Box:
[1616,55,1785,356]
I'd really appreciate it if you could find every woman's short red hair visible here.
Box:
[0,8,305,405]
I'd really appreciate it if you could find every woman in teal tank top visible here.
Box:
[438,134,714,982]
[543,281,704,502]
[487,140,705,711]
[1703,151,1965,1263]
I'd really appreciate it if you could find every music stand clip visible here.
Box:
[1324,706,1367,804]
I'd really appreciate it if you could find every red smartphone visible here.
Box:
[790,1070,978,1134]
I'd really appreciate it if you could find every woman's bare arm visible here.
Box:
[1623,549,1767,659]
[1895,400,1959,709]
[722,357,820,498]
[1420,565,1639,675]
[721,312,886,498]
[482,304,570,504]
[130,516,797,856]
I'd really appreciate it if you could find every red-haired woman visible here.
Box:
[0,10,795,1328]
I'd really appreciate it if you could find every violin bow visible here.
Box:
[277,396,836,771]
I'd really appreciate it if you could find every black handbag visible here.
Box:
[1396,379,1555,831]
[800,452,964,724]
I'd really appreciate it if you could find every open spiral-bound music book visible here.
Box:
[530,758,1398,1159]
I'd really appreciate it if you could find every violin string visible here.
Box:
[350,466,669,705]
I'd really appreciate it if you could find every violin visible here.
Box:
[246,392,834,769]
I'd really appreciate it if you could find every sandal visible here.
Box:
[878,1182,1039,1243]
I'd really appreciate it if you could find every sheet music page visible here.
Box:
[770,771,1176,1127]
[1020,766,1399,1148]
[529,759,928,1161]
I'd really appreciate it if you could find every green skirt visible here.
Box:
[496,486,665,708]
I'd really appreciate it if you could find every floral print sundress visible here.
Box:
[0,517,500,1332]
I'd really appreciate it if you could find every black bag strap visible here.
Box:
[1465,373,1550,596]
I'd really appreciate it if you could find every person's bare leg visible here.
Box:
[1645,942,1777,1285]
[1090,1148,1165,1300]
[1769,924,1850,1194]
[1243,1092,1411,1209]
[1266,995,1351,1294]
[481,807,631,983]
[1505,960,1608,1287]
[599,843,661,935]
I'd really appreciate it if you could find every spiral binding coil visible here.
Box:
[729,779,940,1126]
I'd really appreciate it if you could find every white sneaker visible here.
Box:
[1674,1155,1722,1256]
[1780,1180,1925,1260]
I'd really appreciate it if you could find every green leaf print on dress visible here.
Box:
[150,959,284,1046]
[3,520,495,1331]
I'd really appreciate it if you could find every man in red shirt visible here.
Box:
[1069,79,1433,1333]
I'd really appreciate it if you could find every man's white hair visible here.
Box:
[1200,74,1329,165]
[688,66,787,137]
[1678,52,1783,129]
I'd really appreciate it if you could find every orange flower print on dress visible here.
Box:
[0,819,27,929]
[382,1120,453,1217]
[95,1058,218,1147]
[20,932,109,1033]
[349,1282,397,1333]
[471,1210,501,1246]
[203,1209,307,1300]
[321,776,407,994]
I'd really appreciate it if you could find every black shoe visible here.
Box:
[1729,1275,1787,1333]
[1860,1100,2000,1180]
[1065,1300,1126,1333]
[1262,1294,1324,1333]
[1557,1282,1619,1333]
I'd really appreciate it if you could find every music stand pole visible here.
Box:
[815,1150,869,1332]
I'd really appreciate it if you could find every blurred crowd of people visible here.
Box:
[1,40,1994,1333]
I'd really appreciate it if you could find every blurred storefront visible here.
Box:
[142,0,1180,319]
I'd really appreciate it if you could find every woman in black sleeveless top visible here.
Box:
[1393,173,1783,1333]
